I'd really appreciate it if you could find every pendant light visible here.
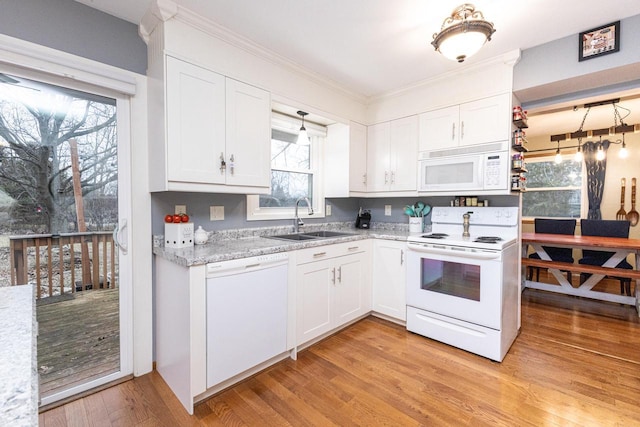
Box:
[619,134,629,158]
[554,141,562,164]
[596,137,605,161]
[431,4,496,63]
[296,111,310,145]
[574,138,583,162]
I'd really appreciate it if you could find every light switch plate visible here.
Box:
[384,205,392,216]
[326,204,332,216]
[175,205,187,215]
[210,206,224,221]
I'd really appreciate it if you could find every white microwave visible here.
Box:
[418,146,509,193]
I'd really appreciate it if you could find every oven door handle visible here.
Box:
[407,244,501,260]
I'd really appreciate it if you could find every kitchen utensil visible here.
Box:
[422,204,432,217]
[627,177,639,226]
[616,178,627,220]
[404,206,415,217]
[414,202,424,217]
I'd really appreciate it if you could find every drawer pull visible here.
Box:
[348,246,359,251]
[313,252,327,257]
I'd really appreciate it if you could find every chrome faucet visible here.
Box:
[294,197,314,233]
[462,211,473,237]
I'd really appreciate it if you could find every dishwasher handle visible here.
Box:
[207,252,289,277]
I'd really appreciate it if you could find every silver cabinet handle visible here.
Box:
[452,123,455,140]
[219,152,226,174]
[337,266,342,283]
[362,173,367,185]
[461,121,465,139]
[384,171,389,184]
[313,252,327,258]
[400,249,404,266]
[331,267,336,284]
[229,154,235,175]
[391,171,395,184]
[348,246,360,251]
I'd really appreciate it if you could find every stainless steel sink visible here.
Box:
[300,231,356,238]
[266,234,317,241]
[265,230,356,241]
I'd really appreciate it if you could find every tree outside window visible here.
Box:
[522,157,583,218]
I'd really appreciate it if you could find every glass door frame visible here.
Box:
[0,61,134,407]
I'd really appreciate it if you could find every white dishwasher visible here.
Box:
[206,252,289,388]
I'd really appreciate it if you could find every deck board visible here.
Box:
[37,288,120,397]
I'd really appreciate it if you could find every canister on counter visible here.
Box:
[471,197,478,206]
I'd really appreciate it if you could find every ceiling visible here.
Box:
[74,0,640,138]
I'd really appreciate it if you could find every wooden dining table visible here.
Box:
[521,232,640,314]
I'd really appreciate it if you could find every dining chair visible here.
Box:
[528,218,576,283]
[578,219,633,296]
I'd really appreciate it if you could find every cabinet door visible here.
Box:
[296,259,333,345]
[225,78,271,187]
[366,122,391,192]
[166,57,226,184]
[349,122,368,193]
[372,240,407,321]
[389,116,418,191]
[418,105,459,151]
[459,94,510,147]
[333,252,367,326]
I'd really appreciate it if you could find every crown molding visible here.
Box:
[369,49,521,103]
[140,0,367,104]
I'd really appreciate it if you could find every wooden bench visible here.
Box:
[521,258,640,280]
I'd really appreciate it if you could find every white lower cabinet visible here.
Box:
[296,241,371,346]
[372,240,407,321]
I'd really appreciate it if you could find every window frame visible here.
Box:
[521,154,587,219]
[246,116,325,221]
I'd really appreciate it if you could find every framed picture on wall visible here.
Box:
[579,21,620,61]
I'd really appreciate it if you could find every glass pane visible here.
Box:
[259,170,312,207]
[425,161,474,185]
[271,138,310,170]
[522,190,581,218]
[0,73,121,401]
[526,160,582,188]
[420,259,480,301]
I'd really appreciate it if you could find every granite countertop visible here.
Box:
[153,222,415,267]
[0,285,38,427]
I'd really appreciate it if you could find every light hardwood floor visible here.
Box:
[39,289,640,426]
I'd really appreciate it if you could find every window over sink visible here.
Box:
[246,111,326,221]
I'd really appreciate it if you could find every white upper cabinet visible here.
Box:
[225,78,271,188]
[367,116,418,193]
[349,122,368,193]
[166,57,226,185]
[151,55,271,193]
[419,93,510,152]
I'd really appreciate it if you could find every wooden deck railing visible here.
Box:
[9,231,117,299]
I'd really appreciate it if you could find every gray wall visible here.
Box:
[0,0,147,74]
[150,192,520,235]
[514,13,640,107]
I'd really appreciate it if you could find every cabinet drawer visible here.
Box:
[296,240,367,265]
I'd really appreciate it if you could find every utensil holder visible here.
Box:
[409,217,423,233]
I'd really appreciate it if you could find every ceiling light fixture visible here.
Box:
[554,142,563,164]
[574,139,583,162]
[619,134,628,159]
[296,110,310,145]
[596,137,606,161]
[431,3,496,63]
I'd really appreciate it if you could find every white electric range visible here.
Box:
[405,206,520,362]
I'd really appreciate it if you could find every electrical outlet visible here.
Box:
[384,205,392,216]
[326,204,332,216]
[210,206,224,221]
[175,205,187,215]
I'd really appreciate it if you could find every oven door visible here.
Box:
[406,243,503,330]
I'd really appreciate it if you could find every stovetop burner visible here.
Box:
[474,236,503,244]
[421,233,449,239]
